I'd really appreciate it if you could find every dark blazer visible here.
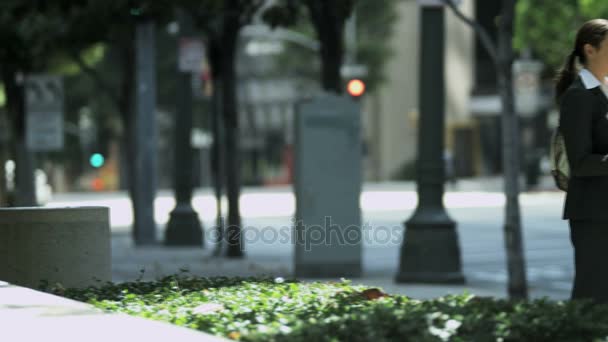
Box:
[560,76,608,220]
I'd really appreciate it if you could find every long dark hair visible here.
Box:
[555,19,608,101]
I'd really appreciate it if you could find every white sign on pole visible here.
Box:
[417,0,462,7]
[25,75,64,151]
[178,38,205,72]
[340,64,369,78]
[513,59,543,117]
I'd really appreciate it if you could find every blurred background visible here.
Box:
[3,0,601,201]
[2,0,608,297]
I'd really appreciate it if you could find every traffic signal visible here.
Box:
[89,153,105,168]
[346,78,366,98]
[91,177,105,191]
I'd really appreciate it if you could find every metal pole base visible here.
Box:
[225,245,244,258]
[395,216,465,284]
[224,223,245,258]
[164,204,204,246]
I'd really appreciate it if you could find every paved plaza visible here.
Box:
[47,176,573,300]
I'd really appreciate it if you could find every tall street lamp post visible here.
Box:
[395,2,465,284]
[164,10,204,246]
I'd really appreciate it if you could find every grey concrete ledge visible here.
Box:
[0,206,112,289]
[0,280,229,342]
[0,206,109,223]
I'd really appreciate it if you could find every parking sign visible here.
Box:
[25,75,64,151]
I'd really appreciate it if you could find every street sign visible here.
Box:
[418,0,462,6]
[178,37,205,72]
[25,75,64,151]
[340,64,368,78]
[513,59,543,117]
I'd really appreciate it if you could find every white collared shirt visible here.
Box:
[578,69,608,163]
[579,69,608,97]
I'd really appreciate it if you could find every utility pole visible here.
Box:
[133,20,158,245]
[14,140,36,206]
[5,71,36,207]
[164,10,204,246]
[395,2,465,284]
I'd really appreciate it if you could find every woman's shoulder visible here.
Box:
[560,79,594,104]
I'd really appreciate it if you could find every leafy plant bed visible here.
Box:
[46,275,608,341]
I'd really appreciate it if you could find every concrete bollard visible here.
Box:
[0,207,111,289]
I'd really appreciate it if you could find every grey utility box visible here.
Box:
[294,94,362,278]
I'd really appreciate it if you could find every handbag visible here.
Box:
[550,127,569,191]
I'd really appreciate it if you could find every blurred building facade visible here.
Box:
[363,0,477,182]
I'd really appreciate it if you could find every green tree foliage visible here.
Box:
[304,0,355,93]
[0,1,170,73]
[355,0,399,92]
[0,0,173,202]
[0,2,64,71]
[264,0,354,93]
[514,0,608,74]
[0,1,86,204]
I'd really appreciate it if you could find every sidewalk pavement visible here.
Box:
[110,232,569,301]
[108,175,568,301]
[0,175,564,342]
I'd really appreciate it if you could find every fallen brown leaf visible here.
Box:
[228,331,242,340]
[360,288,390,300]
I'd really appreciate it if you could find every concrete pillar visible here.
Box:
[0,207,111,289]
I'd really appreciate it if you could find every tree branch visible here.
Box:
[442,0,498,65]
[68,49,121,112]
[237,0,264,27]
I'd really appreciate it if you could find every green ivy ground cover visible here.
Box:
[46,275,608,341]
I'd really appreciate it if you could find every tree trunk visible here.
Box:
[2,68,36,206]
[307,2,346,93]
[205,34,226,255]
[116,31,137,214]
[318,26,344,93]
[443,0,528,300]
[222,12,244,258]
[211,78,225,255]
[497,0,528,300]
[0,140,7,206]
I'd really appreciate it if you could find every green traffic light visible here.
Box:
[90,153,105,168]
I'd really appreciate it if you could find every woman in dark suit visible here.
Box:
[557,19,608,302]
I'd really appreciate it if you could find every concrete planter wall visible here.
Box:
[0,281,230,342]
[0,207,111,289]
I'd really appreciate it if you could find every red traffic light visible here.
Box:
[347,79,366,97]
[91,177,105,191]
